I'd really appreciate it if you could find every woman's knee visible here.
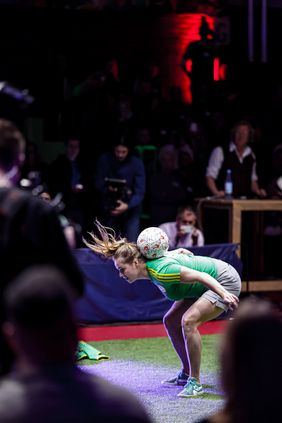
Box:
[181,313,199,332]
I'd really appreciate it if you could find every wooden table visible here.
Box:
[197,198,282,292]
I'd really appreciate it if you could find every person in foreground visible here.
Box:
[196,296,282,423]
[85,223,241,398]
[0,119,84,375]
[0,265,152,423]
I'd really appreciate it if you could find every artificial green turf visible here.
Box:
[80,335,224,422]
[80,334,221,373]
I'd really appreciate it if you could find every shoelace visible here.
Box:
[189,379,201,390]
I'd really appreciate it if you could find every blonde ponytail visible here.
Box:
[84,220,144,263]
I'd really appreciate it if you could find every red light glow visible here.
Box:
[159,13,215,103]
[214,57,220,81]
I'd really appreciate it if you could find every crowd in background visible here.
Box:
[18,55,282,247]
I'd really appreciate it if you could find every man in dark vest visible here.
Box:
[206,120,266,198]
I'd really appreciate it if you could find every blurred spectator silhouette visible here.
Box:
[266,143,282,199]
[159,205,204,249]
[134,126,158,177]
[48,137,94,239]
[0,119,84,376]
[95,136,145,241]
[104,57,122,103]
[110,95,138,145]
[39,190,77,249]
[177,143,197,202]
[0,265,152,423]
[182,118,210,198]
[181,17,216,108]
[65,67,116,158]
[156,129,197,202]
[161,85,191,132]
[206,120,266,198]
[132,61,163,127]
[263,144,282,277]
[196,296,282,423]
[105,0,133,12]
[147,144,188,225]
[19,141,48,191]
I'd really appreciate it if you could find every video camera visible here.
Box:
[103,177,131,210]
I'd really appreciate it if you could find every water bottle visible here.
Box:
[224,169,233,199]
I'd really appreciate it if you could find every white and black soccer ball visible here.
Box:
[137,227,169,259]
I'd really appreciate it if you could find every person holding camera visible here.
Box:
[159,205,204,249]
[95,136,145,242]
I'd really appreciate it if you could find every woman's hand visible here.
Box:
[221,291,239,310]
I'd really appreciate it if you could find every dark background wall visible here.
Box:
[0,3,281,138]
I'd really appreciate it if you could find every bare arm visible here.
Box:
[180,267,239,309]
[206,176,225,197]
[251,180,267,197]
[251,162,267,197]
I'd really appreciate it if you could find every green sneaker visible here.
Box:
[177,377,203,397]
[161,370,189,386]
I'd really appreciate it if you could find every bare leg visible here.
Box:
[163,299,195,375]
[182,298,223,382]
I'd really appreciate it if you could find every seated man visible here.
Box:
[0,265,151,423]
[159,205,204,249]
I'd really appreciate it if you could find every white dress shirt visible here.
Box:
[206,142,258,181]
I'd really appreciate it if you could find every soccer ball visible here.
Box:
[137,227,169,259]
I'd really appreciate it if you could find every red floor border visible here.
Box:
[79,320,227,342]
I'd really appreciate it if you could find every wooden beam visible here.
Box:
[241,280,282,292]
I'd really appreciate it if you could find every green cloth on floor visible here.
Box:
[76,341,110,361]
